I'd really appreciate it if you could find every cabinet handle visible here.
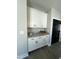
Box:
[31,39,34,40]
[35,41,38,43]
[34,25,36,26]
[38,37,41,39]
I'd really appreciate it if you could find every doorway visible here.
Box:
[51,19,61,44]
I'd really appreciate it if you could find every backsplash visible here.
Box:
[28,28,46,33]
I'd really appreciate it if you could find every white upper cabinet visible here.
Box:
[27,7,47,28]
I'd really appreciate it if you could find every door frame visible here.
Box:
[49,18,61,46]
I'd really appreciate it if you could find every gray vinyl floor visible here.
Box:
[24,42,61,59]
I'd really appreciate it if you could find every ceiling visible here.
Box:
[27,0,61,13]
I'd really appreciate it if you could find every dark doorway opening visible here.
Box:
[51,19,61,44]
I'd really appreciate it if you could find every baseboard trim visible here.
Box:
[17,53,28,59]
[48,43,51,46]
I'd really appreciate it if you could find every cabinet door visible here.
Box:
[36,37,43,48]
[30,8,41,28]
[41,35,49,46]
[44,35,49,45]
[36,36,48,48]
[28,38,37,52]
[41,36,48,46]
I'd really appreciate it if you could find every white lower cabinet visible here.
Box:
[28,35,49,52]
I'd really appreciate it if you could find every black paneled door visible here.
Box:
[51,19,61,44]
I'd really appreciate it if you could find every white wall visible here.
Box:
[46,9,52,33]
[47,8,61,46]
[51,8,61,20]
[17,0,28,59]
[27,1,47,13]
